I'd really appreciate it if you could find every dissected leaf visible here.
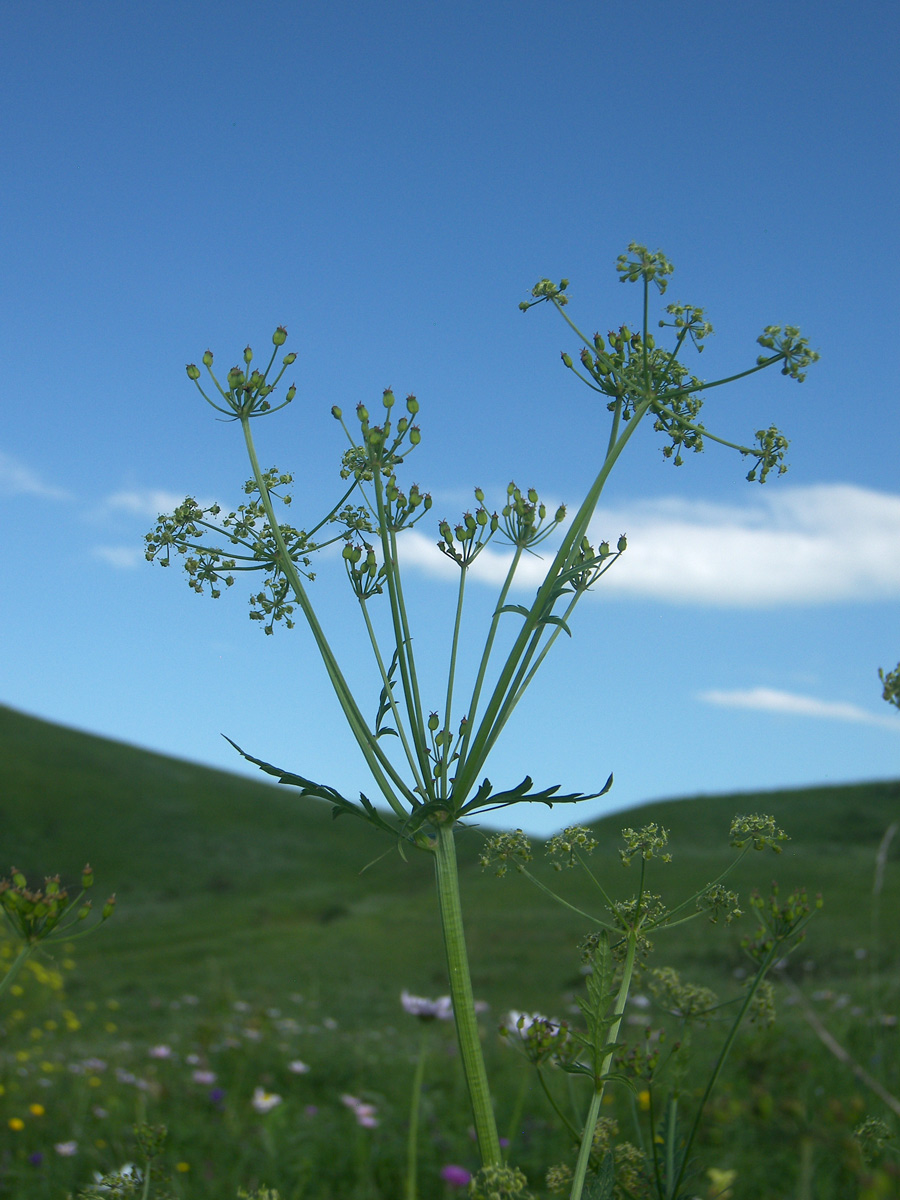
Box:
[223,736,400,838]
[456,773,613,817]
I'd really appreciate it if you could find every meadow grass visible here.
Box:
[1,703,898,1197]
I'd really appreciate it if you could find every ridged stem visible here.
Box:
[433,822,501,1165]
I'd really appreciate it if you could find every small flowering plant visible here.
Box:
[0,864,114,1003]
[145,244,819,1198]
[401,989,455,1021]
[483,818,819,1199]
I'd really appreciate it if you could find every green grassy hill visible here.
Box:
[3,701,898,1027]
[2,703,899,1198]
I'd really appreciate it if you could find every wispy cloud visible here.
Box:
[0,449,72,501]
[105,489,190,518]
[699,687,900,732]
[396,484,900,608]
[92,545,143,570]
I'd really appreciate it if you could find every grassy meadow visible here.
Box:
[1,702,898,1198]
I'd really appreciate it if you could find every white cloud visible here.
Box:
[105,489,190,517]
[92,545,143,570]
[699,687,900,732]
[396,484,900,608]
[0,449,72,500]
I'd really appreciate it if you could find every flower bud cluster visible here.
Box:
[467,1164,534,1200]
[756,325,820,382]
[729,813,787,853]
[615,243,675,293]
[500,483,565,550]
[249,575,297,635]
[545,826,597,870]
[500,1011,572,1066]
[854,1117,893,1165]
[573,323,708,463]
[0,866,114,945]
[186,327,297,421]
[342,541,384,600]
[619,823,672,867]
[518,277,569,312]
[653,396,705,465]
[879,662,900,709]
[438,489,499,568]
[601,892,669,959]
[745,425,790,483]
[590,1117,647,1195]
[544,1164,573,1195]
[647,966,718,1020]
[383,475,432,533]
[741,882,820,962]
[478,830,533,877]
[658,302,714,350]
[424,709,465,781]
[563,533,626,593]
[145,476,320,632]
[696,883,742,924]
[342,390,422,479]
[534,246,817,486]
[746,977,776,1026]
[617,1025,667,1084]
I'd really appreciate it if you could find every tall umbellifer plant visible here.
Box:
[146,245,818,1191]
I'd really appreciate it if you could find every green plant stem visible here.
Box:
[405,1030,428,1200]
[0,942,33,1002]
[497,588,586,742]
[668,941,780,1199]
[570,933,639,1200]
[503,1069,530,1161]
[517,867,604,926]
[388,526,429,755]
[433,822,501,1166]
[536,1067,582,1144]
[457,547,524,770]
[440,568,468,798]
[569,1088,603,1200]
[455,397,653,803]
[239,417,412,818]
[371,469,431,790]
[359,598,427,794]
[664,1094,678,1195]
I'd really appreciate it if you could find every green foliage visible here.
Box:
[879,662,900,710]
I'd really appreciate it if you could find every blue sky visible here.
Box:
[2,0,898,836]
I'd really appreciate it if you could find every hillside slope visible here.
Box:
[2,703,898,1024]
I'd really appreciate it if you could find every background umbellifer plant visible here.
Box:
[145,244,819,1197]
